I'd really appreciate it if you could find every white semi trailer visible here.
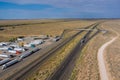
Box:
[2,59,19,69]
[19,48,40,60]
[0,58,10,66]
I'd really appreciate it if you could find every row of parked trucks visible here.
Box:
[0,39,44,57]
[0,48,40,70]
[0,35,61,70]
[0,37,43,70]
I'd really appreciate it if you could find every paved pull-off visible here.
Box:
[97,30,119,80]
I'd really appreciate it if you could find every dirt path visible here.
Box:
[97,30,119,80]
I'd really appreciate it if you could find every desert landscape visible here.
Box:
[0,0,120,80]
[0,20,97,42]
[0,19,119,80]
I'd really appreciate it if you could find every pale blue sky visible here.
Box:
[0,0,120,19]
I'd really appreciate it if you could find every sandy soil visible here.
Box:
[97,30,119,80]
[0,20,97,42]
[102,21,120,80]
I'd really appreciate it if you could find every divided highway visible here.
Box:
[47,23,101,80]
[0,22,101,80]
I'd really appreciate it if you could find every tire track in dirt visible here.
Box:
[97,29,119,80]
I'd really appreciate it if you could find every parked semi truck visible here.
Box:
[2,59,19,69]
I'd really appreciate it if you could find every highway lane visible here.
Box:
[59,31,100,80]
[0,22,98,80]
[47,23,101,80]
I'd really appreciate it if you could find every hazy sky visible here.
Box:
[0,0,120,19]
